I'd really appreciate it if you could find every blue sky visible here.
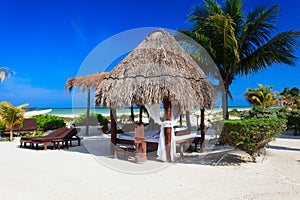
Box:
[0,0,299,108]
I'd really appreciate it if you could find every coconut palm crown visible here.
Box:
[180,0,300,119]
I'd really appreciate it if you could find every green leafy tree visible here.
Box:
[180,0,300,119]
[0,67,15,82]
[0,102,28,141]
[243,84,278,108]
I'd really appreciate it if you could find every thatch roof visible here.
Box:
[65,72,110,91]
[94,30,216,111]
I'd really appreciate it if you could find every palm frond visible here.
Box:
[239,31,300,75]
[239,5,279,56]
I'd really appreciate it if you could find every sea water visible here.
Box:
[41,106,251,117]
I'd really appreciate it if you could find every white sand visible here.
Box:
[0,134,299,200]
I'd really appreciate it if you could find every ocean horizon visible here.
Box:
[29,106,252,117]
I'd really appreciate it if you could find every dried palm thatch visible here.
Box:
[65,72,109,136]
[65,72,110,92]
[95,30,216,111]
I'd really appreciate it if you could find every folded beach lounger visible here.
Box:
[20,127,70,148]
[31,128,80,150]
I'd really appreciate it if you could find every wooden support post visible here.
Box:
[85,88,90,136]
[200,108,205,153]
[139,106,143,124]
[130,106,134,122]
[110,108,117,155]
[163,98,172,162]
[179,114,183,127]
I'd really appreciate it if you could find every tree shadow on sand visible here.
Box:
[175,149,249,166]
[267,145,300,152]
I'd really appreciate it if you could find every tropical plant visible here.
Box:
[73,113,99,126]
[32,114,66,131]
[220,118,287,162]
[279,87,300,108]
[0,101,28,141]
[243,84,279,108]
[96,114,110,125]
[180,0,300,119]
[0,67,15,82]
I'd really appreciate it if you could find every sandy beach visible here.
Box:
[0,128,299,200]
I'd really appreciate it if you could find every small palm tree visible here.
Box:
[243,84,278,108]
[0,67,15,82]
[0,102,28,141]
[279,87,300,108]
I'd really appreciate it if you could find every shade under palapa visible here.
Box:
[94,30,216,111]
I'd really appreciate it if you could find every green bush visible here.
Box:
[229,109,241,117]
[0,120,5,131]
[220,118,287,162]
[286,110,300,135]
[242,107,300,135]
[24,130,45,137]
[32,115,66,131]
[96,114,110,125]
[241,107,288,119]
[73,113,99,126]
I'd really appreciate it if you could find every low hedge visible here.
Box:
[73,113,99,126]
[286,110,300,135]
[241,107,300,135]
[220,118,287,162]
[32,115,66,131]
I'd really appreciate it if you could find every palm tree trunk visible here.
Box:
[10,130,13,141]
[222,86,229,120]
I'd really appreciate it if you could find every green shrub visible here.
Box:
[32,115,66,131]
[241,107,288,119]
[286,110,300,135]
[24,130,46,137]
[229,109,241,117]
[0,120,5,131]
[96,114,110,125]
[220,118,287,162]
[242,107,300,135]
[73,113,99,126]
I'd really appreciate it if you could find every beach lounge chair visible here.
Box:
[19,119,39,135]
[1,123,20,137]
[20,127,70,148]
[30,128,80,150]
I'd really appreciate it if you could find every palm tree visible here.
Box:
[0,67,15,82]
[243,84,278,108]
[279,87,300,108]
[0,102,28,141]
[180,0,300,119]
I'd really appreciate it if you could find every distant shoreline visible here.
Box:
[40,106,253,118]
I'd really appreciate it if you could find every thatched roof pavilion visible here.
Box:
[94,29,216,161]
[95,30,216,110]
[65,72,109,136]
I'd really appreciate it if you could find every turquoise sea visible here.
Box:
[38,106,252,117]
